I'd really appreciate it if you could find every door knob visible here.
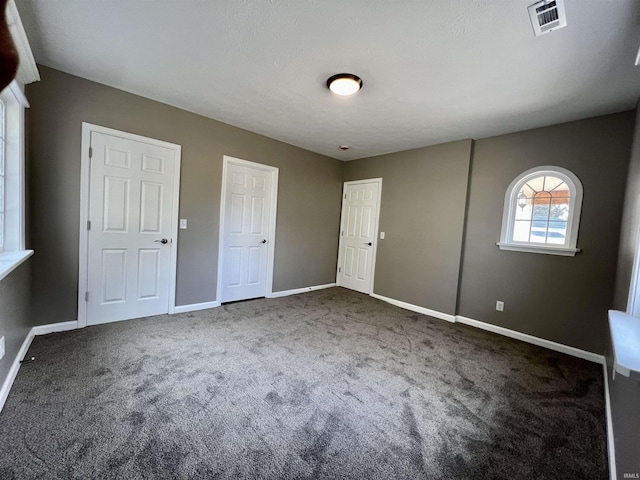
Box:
[261,239,267,244]
[155,238,169,244]
[365,242,372,246]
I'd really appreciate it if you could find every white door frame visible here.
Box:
[78,122,182,328]
[335,178,383,295]
[217,155,279,303]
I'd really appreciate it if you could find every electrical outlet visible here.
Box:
[496,301,504,312]
[0,336,4,360]
[380,232,385,239]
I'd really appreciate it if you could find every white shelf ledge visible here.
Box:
[496,242,580,256]
[0,250,33,283]
[608,310,640,378]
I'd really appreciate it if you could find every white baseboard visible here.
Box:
[1,320,80,412]
[370,293,456,323]
[173,301,220,314]
[602,360,617,480]
[455,315,605,364]
[0,327,35,413]
[269,283,336,299]
[32,321,78,336]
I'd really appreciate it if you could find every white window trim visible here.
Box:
[497,165,583,257]
[0,81,33,282]
[6,0,40,87]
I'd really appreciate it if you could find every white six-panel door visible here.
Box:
[219,157,278,303]
[337,179,382,294]
[86,131,178,325]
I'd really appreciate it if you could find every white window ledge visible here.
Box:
[0,250,33,282]
[496,242,580,256]
[608,310,640,379]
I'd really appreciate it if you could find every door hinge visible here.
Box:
[341,230,343,236]
[85,291,89,302]
[89,146,93,159]
[344,194,346,199]
[87,220,91,230]
[339,267,341,273]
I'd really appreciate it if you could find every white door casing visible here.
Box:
[78,123,181,327]
[336,179,382,294]
[217,156,278,303]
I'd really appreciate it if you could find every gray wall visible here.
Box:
[26,66,342,324]
[458,112,634,354]
[610,106,640,478]
[0,261,33,388]
[343,140,472,315]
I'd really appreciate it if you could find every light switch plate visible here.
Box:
[380,232,385,239]
[179,219,188,229]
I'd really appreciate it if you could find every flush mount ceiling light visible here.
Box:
[327,73,362,96]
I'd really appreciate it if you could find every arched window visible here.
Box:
[498,166,583,256]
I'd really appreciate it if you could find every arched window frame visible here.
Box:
[497,166,583,256]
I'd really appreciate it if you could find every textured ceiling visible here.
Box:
[15,0,640,160]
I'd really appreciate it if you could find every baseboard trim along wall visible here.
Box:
[175,284,337,309]
[32,320,78,336]
[0,328,35,413]
[370,293,456,323]
[361,294,605,365]
[1,321,78,413]
[269,283,336,299]
[173,301,221,314]
[602,360,617,480]
[455,315,605,364]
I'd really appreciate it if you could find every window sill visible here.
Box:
[0,250,33,282]
[496,242,580,256]
[608,310,640,379]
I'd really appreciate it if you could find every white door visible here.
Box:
[337,179,382,294]
[86,131,178,325]
[220,158,278,303]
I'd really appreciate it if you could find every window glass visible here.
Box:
[499,167,582,256]
[513,177,572,245]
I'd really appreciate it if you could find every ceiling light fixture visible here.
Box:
[327,73,362,96]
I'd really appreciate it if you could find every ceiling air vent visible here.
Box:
[528,0,567,37]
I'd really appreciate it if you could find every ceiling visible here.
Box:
[15,0,640,161]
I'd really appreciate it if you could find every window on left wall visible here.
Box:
[0,96,5,249]
[0,81,33,282]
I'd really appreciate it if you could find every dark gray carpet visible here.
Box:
[0,287,607,479]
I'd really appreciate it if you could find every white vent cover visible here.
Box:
[528,0,567,37]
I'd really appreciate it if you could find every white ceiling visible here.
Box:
[15,0,640,161]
